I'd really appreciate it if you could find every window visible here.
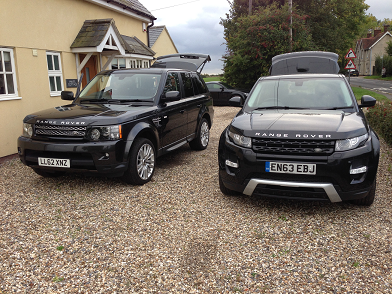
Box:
[0,48,18,100]
[111,58,126,69]
[181,73,194,97]
[191,73,208,95]
[46,52,64,96]
[163,72,180,95]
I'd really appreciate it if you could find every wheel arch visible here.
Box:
[123,122,159,162]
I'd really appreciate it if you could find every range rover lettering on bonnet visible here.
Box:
[255,132,331,138]
[36,120,86,125]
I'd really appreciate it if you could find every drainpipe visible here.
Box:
[369,48,372,75]
[147,20,155,67]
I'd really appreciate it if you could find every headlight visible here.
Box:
[228,129,252,148]
[87,125,122,141]
[335,133,368,151]
[23,123,33,138]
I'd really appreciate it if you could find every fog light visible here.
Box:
[225,159,239,168]
[350,166,367,174]
[89,128,101,141]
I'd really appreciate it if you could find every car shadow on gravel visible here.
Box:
[27,143,199,188]
[230,193,366,217]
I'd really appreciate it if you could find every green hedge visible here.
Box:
[374,55,392,76]
[366,101,392,146]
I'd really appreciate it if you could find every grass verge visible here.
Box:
[351,86,389,102]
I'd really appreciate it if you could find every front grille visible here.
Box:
[253,184,329,200]
[35,124,86,138]
[252,138,335,155]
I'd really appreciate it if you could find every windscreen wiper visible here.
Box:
[321,106,350,110]
[80,99,150,104]
[253,106,309,110]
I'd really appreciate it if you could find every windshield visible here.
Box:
[78,72,161,102]
[245,77,354,111]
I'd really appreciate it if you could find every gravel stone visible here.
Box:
[1,106,391,293]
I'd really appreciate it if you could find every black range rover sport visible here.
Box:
[218,51,380,205]
[18,54,213,185]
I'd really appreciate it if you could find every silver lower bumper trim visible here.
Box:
[243,179,342,202]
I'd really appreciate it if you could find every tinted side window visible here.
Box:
[163,72,180,95]
[207,83,221,90]
[191,73,208,95]
[181,73,194,97]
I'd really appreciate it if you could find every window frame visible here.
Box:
[46,51,64,97]
[0,47,20,101]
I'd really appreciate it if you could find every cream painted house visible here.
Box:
[354,25,392,76]
[0,0,177,160]
[149,26,179,60]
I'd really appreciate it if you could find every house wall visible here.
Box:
[371,35,392,74]
[151,29,178,58]
[0,0,151,158]
[355,33,392,76]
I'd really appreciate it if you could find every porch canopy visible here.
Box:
[70,18,155,78]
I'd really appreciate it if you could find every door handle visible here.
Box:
[180,109,185,114]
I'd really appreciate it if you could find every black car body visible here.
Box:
[205,81,248,106]
[18,54,214,185]
[346,69,359,77]
[218,51,379,205]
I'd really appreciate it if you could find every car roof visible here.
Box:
[151,53,211,73]
[261,73,344,80]
[269,51,340,76]
[98,67,192,75]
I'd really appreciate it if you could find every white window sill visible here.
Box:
[0,96,22,101]
[50,92,62,97]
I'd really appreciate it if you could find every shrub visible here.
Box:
[366,101,392,146]
[375,55,392,76]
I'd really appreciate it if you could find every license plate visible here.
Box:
[266,162,316,175]
[38,157,70,168]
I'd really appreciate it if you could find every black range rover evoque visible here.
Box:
[18,54,213,185]
[218,51,380,205]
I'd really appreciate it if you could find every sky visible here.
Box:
[142,0,391,75]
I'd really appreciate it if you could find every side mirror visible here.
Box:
[229,96,242,107]
[161,91,181,103]
[359,95,376,108]
[61,91,74,101]
[220,87,225,92]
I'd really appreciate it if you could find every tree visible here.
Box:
[221,3,316,89]
[222,0,369,60]
[386,41,392,56]
[294,0,369,54]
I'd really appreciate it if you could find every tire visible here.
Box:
[189,118,210,150]
[123,138,155,185]
[351,178,376,206]
[32,168,65,178]
[219,172,239,196]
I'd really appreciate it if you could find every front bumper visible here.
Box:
[218,131,379,203]
[17,136,128,176]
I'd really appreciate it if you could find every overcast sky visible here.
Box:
[143,0,391,74]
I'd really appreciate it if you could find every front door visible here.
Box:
[159,72,188,148]
[80,54,97,88]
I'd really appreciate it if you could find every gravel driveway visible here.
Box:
[1,107,391,293]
